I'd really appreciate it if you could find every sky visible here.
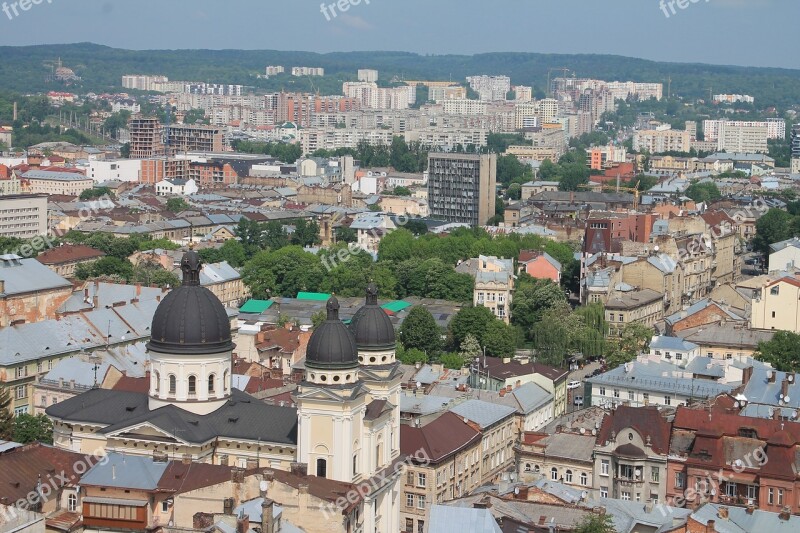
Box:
[0,0,796,69]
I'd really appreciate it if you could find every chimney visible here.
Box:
[773,408,781,421]
[502,357,511,364]
[261,498,275,533]
[742,366,753,386]
[92,295,99,308]
[779,507,791,521]
[506,385,512,392]
[236,515,250,533]
[746,503,755,515]
[290,462,307,476]
[262,469,274,482]
[782,378,789,398]
[499,389,506,397]
[706,519,716,532]
[136,283,142,297]
[768,370,776,384]
[223,498,235,515]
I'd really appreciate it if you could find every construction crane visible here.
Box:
[578,179,641,210]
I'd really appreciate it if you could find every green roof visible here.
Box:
[239,299,274,314]
[382,300,413,313]
[297,292,331,301]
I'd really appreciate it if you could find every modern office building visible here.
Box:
[427,153,496,226]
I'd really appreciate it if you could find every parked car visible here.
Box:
[573,396,584,407]
[567,380,582,390]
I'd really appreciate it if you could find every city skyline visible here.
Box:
[0,0,796,70]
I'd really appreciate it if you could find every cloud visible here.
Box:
[337,14,374,30]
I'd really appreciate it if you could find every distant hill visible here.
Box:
[2,42,799,108]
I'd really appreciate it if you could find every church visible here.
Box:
[46,250,404,532]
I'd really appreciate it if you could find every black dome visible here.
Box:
[349,283,396,350]
[146,250,234,355]
[306,296,359,370]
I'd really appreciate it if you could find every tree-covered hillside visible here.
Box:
[2,43,800,108]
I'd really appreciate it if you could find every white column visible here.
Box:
[333,416,343,480]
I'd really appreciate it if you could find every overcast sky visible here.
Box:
[0,0,796,69]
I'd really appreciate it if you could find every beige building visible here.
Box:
[604,289,664,337]
[399,412,483,533]
[619,255,685,315]
[22,171,93,196]
[0,194,47,239]
[449,399,517,484]
[516,431,596,490]
[457,256,515,323]
[378,195,429,217]
[633,128,691,154]
[36,244,105,278]
[751,277,800,332]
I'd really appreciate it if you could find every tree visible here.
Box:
[448,306,496,348]
[459,334,483,362]
[575,513,616,533]
[397,345,429,366]
[77,256,134,281]
[606,322,653,369]
[507,183,522,200]
[404,219,429,236]
[242,246,324,298]
[511,278,568,338]
[291,219,320,247]
[483,320,517,358]
[531,304,586,367]
[400,306,443,356]
[753,208,795,255]
[166,197,190,212]
[378,228,415,262]
[200,239,247,268]
[0,384,13,441]
[13,413,53,444]
[393,186,412,196]
[311,310,327,328]
[756,331,800,371]
[335,226,357,243]
[439,352,465,370]
[685,182,721,204]
[80,187,113,201]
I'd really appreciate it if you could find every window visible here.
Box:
[628,391,635,401]
[643,393,649,403]
[417,495,425,509]
[68,493,77,512]
[405,518,414,532]
[621,491,631,501]
[316,458,327,478]
[599,387,606,396]
[747,485,757,500]
[664,395,672,406]
[353,455,358,476]
[406,494,414,508]
[161,500,169,512]
[772,311,776,318]
[609,313,615,322]
[676,353,683,361]
[208,374,216,393]
[580,472,587,486]
[771,286,779,295]
[417,520,424,533]
[417,473,426,488]
[619,464,635,480]
[40,395,46,407]
[153,371,160,393]
[407,472,414,486]
[15,385,26,400]
[188,375,197,396]
[778,489,784,506]
[601,460,609,476]
[613,389,620,398]
[725,483,737,497]
[37,361,42,373]
[651,467,660,483]
[600,487,608,498]
[551,468,558,481]
[768,488,774,505]
[565,470,573,483]
[168,374,176,395]
[15,366,27,379]
[650,493,659,504]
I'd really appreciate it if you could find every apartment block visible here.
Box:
[429,85,467,102]
[265,65,285,76]
[717,122,769,153]
[751,277,800,332]
[22,170,93,196]
[633,128,691,153]
[357,69,378,82]
[167,124,224,154]
[466,75,511,101]
[0,194,47,239]
[427,152,496,226]
[291,66,324,76]
[121,75,169,91]
[128,116,164,159]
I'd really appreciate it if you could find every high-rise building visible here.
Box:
[466,75,511,101]
[128,116,163,159]
[168,124,224,154]
[0,194,47,239]
[121,75,169,91]
[265,65,285,76]
[428,153,497,226]
[792,125,800,173]
[357,69,378,83]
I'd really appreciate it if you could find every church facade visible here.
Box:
[46,251,403,532]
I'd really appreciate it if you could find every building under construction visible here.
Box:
[128,116,223,158]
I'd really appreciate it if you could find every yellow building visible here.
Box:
[751,277,800,332]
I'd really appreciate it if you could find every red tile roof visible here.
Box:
[37,245,106,266]
[597,406,671,455]
[112,375,149,394]
[0,444,88,508]
[157,462,238,494]
[400,411,481,464]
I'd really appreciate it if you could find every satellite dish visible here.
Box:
[785,396,791,403]
[514,487,520,495]
[259,480,268,492]
[416,381,422,389]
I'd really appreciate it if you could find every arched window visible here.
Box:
[580,472,588,486]
[68,493,77,512]
[534,465,540,473]
[168,374,176,395]
[353,454,358,476]
[316,458,327,478]
[223,370,229,392]
[565,470,573,483]
[551,467,558,481]
[153,371,160,393]
[208,374,216,394]
[524,463,531,472]
[188,376,197,396]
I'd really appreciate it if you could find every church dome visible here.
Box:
[306,296,359,370]
[349,283,396,350]
[146,250,234,355]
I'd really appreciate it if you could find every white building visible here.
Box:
[442,99,487,115]
[265,65,285,76]
[291,67,325,76]
[155,178,198,196]
[768,237,800,273]
[88,159,141,183]
[357,69,378,83]
[466,75,511,102]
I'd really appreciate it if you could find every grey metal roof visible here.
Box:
[43,342,148,386]
[449,399,516,429]
[665,299,743,326]
[400,393,454,416]
[741,364,800,408]
[586,359,735,398]
[650,336,698,352]
[428,505,502,533]
[0,256,72,296]
[47,388,298,445]
[22,170,90,181]
[531,432,596,463]
[200,261,240,284]
[691,502,800,533]
[81,452,168,490]
[684,357,725,378]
